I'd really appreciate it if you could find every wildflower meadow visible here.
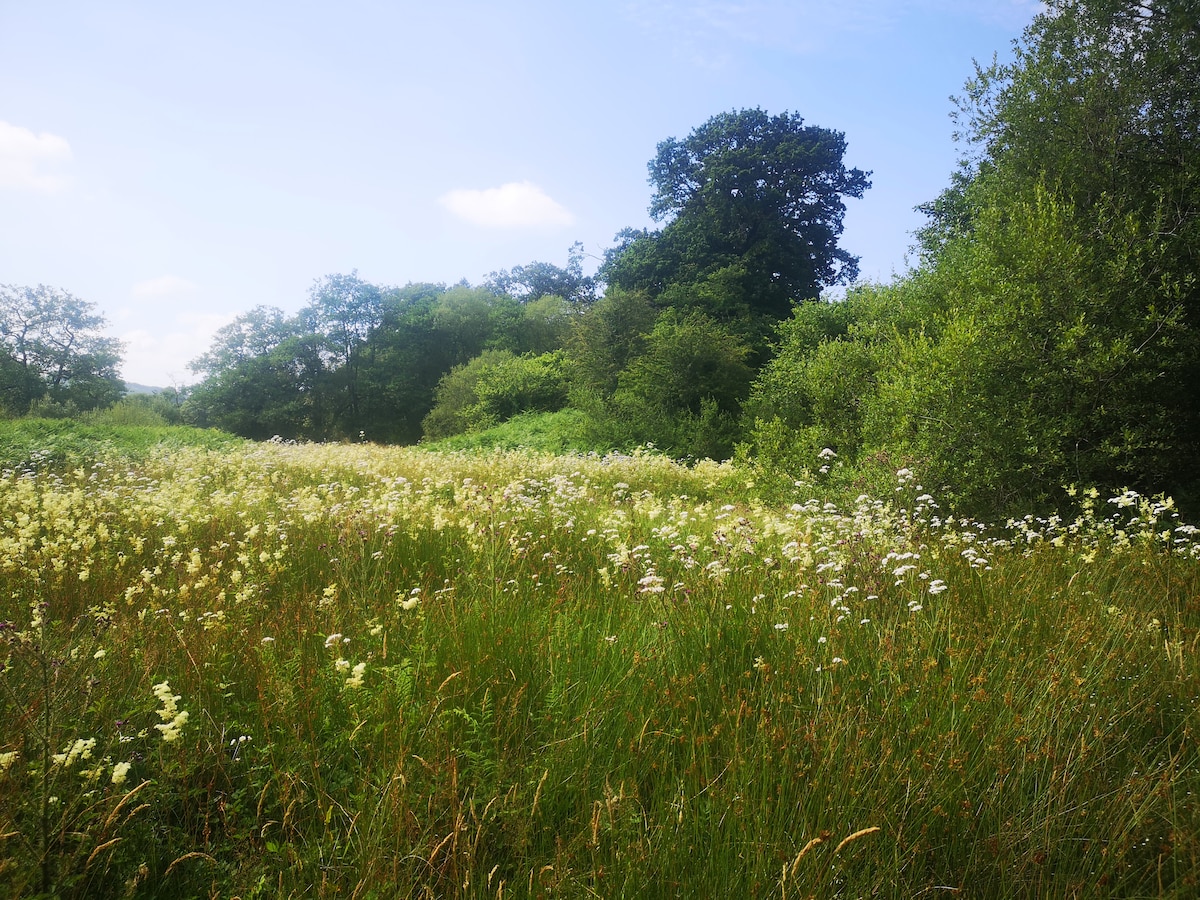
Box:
[1,429,1198,897]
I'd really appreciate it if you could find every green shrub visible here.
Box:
[609,309,754,460]
[422,350,569,440]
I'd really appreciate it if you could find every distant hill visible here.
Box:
[123,382,167,395]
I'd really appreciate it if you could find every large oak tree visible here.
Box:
[603,109,871,321]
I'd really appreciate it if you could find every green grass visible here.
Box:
[0,418,243,473]
[1,433,1198,897]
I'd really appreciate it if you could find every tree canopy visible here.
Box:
[746,0,1200,515]
[603,108,871,320]
[0,284,125,415]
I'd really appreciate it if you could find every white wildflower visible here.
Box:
[345,662,366,689]
[53,737,97,767]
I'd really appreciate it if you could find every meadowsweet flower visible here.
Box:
[93,648,106,659]
[0,751,17,774]
[324,633,344,648]
[111,761,132,786]
[81,763,106,783]
[156,711,189,742]
[152,681,188,742]
[345,662,366,688]
[52,737,97,767]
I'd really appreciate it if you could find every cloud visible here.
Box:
[440,181,574,227]
[0,121,73,193]
[117,312,235,387]
[131,275,201,299]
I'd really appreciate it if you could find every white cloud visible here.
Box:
[0,121,73,193]
[131,275,201,299]
[118,311,235,387]
[440,181,574,228]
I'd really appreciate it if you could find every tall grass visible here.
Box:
[1,435,1197,897]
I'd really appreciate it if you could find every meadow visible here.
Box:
[1,427,1198,898]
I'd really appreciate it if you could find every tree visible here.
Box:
[184,332,330,439]
[565,288,659,399]
[611,309,754,459]
[189,306,300,378]
[740,282,915,476]
[299,272,390,430]
[0,284,125,414]
[921,0,1200,262]
[185,305,336,439]
[905,0,1200,511]
[485,242,598,304]
[603,109,871,320]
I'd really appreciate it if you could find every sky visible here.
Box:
[1,0,1040,388]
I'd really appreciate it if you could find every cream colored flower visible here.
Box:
[345,662,366,689]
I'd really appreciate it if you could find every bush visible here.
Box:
[422,350,569,440]
[610,309,754,460]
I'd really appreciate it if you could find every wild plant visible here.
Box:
[0,437,1196,896]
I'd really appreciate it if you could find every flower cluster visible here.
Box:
[152,681,189,743]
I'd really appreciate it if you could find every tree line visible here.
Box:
[179,107,870,453]
[4,0,1197,518]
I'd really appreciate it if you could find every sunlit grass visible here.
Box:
[2,434,1198,897]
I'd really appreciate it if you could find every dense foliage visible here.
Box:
[602,109,871,322]
[745,0,1200,516]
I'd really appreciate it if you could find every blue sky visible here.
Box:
[1,1,1039,386]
